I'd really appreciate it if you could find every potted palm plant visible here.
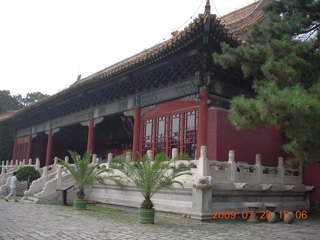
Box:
[58,150,117,210]
[110,152,191,224]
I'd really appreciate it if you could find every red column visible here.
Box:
[45,129,53,166]
[86,118,95,153]
[132,107,141,157]
[197,88,209,159]
[12,138,18,164]
[26,134,33,164]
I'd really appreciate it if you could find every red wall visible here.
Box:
[207,108,285,165]
[143,102,285,166]
[303,164,320,203]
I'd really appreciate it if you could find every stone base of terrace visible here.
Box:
[1,147,314,221]
[87,147,314,221]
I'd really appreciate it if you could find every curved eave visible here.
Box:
[1,14,240,125]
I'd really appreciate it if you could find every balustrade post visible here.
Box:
[147,150,153,161]
[198,146,208,177]
[54,157,58,165]
[28,159,32,165]
[126,152,131,162]
[56,166,62,189]
[107,153,113,168]
[228,150,236,183]
[92,154,97,164]
[172,148,179,167]
[255,154,262,184]
[64,156,69,164]
[107,153,113,162]
[35,158,40,171]
[53,157,58,171]
[172,148,178,160]
[192,145,213,220]
[42,166,48,181]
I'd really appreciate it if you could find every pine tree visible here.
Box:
[213,0,320,163]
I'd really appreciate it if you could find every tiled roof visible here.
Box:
[219,0,266,35]
[74,15,234,86]
[0,110,17,121]
[1,1,266,124]
[75,0,266,86]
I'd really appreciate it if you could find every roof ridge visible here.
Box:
[73,15,208,85]
[218,0,263,20]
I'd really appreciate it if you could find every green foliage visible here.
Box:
[110,152,191,209]
[13,92,49,106]
[0,90,49,160]
[58,150,119,199]
[0,90,23,114]
[0,90,49,112]
[16,166,41,182]
[213,0,320,163]
[0,123,15,160]
[230,83,320,163]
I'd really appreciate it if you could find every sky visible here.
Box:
[0,0,257,97]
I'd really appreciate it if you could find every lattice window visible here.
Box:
[183,111,197,159]
[142,119,153,155]
[168,114,181,155]
[155,117,166,155]
[142,110,197,158]
[16,143,28,161]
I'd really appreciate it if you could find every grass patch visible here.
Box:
[45,203,138,223]
[80,205,138,223]
[42,203,320,232]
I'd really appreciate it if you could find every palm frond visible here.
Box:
[109,151,191,206]
[58,150,118,199]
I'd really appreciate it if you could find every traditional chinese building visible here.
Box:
[1,0,283,166]
[1,0,318,216]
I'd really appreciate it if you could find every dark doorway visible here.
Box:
[32,132,48,167]
[52,124,87,161]
[95,114,133,159]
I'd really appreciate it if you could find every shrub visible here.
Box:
[16,166,41,189]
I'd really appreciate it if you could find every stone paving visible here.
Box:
[0,199,319,240]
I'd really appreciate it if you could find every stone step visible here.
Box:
[21,196,38,203]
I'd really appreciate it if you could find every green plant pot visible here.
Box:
[73,199,88,210]
[138,208,155,224]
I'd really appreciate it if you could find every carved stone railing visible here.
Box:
[0,158,40,195]
[24,157,67,198]
[203,150,303,186]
